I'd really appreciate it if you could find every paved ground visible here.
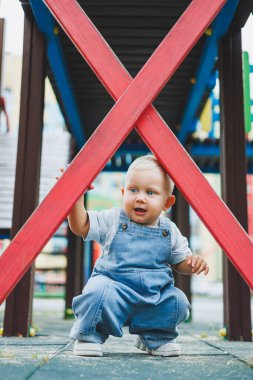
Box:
[0,298,252,380]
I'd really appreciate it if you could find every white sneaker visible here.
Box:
[73,340,103,357]
[134,336,181,357]
[149,342,181,357]
[134,336,146,352]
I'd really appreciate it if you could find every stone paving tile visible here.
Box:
[0,312,252,379]
[0,343,67,380]
[29,346,253,380]
[0,336,70,346]
[202,340,253,367]
[0,329,251,380]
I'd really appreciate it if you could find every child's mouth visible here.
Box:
[134,207,146,215]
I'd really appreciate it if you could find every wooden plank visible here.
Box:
[230,0,253,29]
[173,190,192,312]
[65,143,85,316]
[65,226,84,316]
[219,31,252,341]
[44,0,222,103]
[3,15,46,336]
[43,0,253,290]
[0,0,242,305]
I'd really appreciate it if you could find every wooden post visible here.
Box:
[84,241,93,285]
[65,226,84,318]
[219,30,252,341]
[173,190,192,317]
[3,14,46,336]
[64,141,86,317]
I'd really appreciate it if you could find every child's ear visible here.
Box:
[121,187,125,196]
[163,195,176,211]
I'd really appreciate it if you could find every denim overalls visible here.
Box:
[70,210,190,349]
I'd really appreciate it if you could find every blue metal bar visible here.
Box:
[101,142,253,173]
[178,0,240,143]
[30,0,85,148]
[190,143,253,158]
[0,235,10,239]
[190,144,220,157]
[189,142,253,174]
[213,113,220,122]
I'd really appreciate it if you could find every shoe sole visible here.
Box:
[134,341,146,352]
[135,337,181,357]
[73,349,103,357]
[149,349,181,357]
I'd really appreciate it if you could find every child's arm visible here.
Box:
[171,255,209,275]
[56,168,93,238]
[67,195,90,238]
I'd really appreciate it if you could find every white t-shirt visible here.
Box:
[84,208,192,265]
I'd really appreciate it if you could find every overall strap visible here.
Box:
[118,208,130,224]
[159,215,171,233]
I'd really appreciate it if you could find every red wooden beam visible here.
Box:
[0,0,250,306]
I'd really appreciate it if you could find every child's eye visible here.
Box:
[147,191,155,195]
[130,188,137,193]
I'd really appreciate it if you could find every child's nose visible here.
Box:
[136,193,146,202]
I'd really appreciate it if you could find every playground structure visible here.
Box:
[0,0,252,341]
[188,52,253,172]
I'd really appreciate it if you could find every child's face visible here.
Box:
[121,169,175,225]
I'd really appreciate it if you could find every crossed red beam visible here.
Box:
[0,0,252,304]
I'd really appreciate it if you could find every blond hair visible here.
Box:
[127,155,174,195]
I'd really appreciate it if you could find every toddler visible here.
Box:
[67,155,209,357]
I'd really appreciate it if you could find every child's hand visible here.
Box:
[55,167,94,191]
[55,167,66,180]
[187,255,209,275]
